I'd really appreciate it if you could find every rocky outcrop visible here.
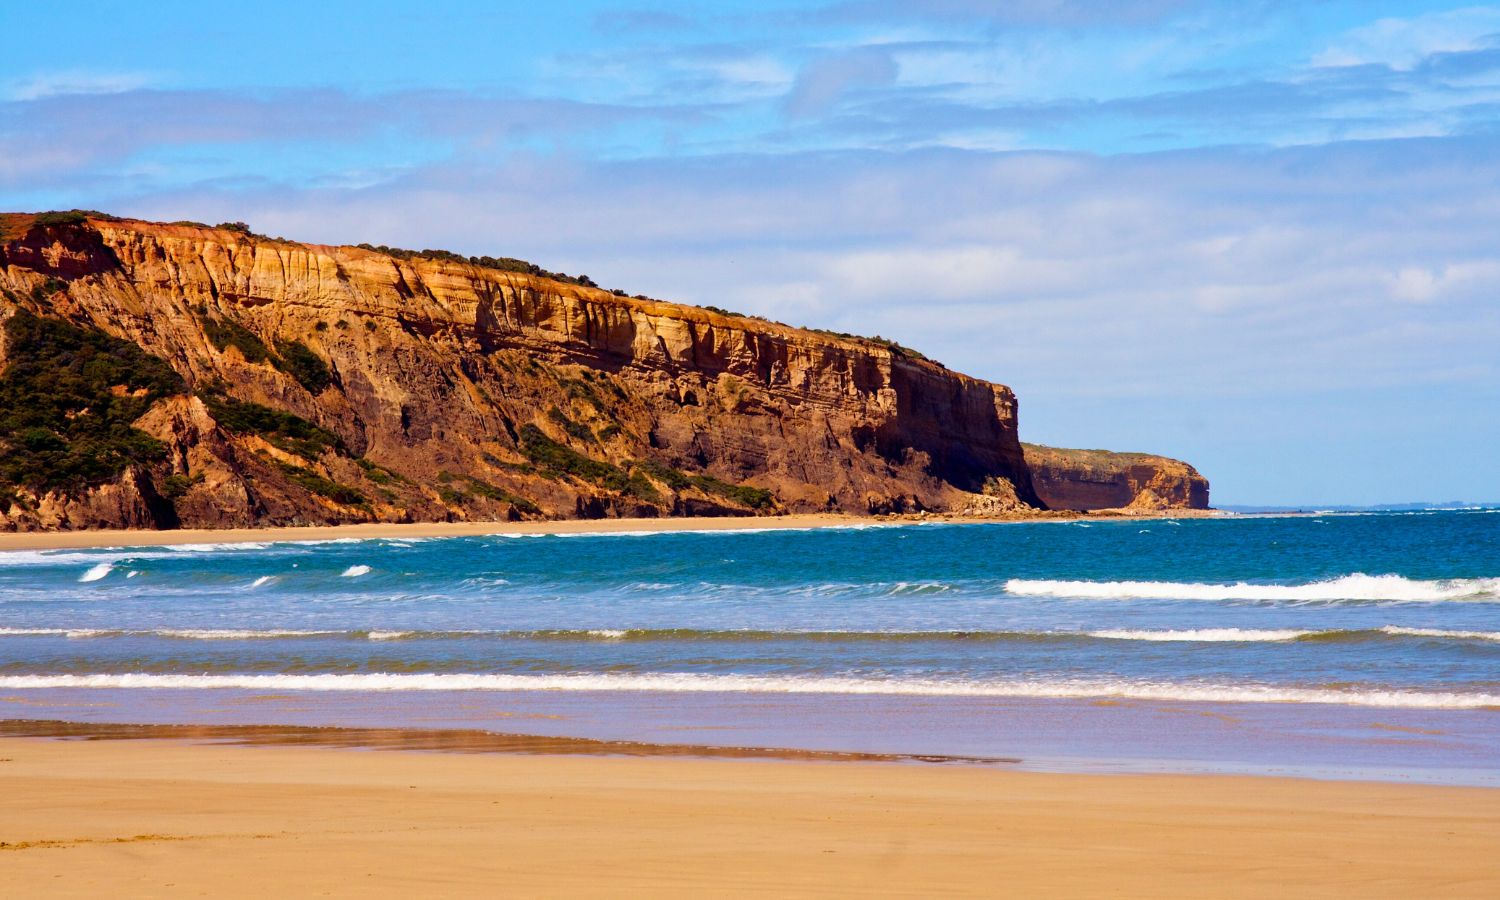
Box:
[1022,444,1209,511]
[0,213,1072,530]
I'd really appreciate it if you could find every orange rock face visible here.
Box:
[0,215,1077,529]
[1022,444,1210,511]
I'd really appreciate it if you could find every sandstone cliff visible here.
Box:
[0,212,1064,530]
[1022,444,1210,511]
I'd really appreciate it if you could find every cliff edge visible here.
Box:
[0,212,1071,530]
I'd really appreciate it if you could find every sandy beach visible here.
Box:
[1,733,1496,898]
[0,509,1218,552]
[0,513,902,551]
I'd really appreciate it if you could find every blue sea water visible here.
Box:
[1,511,1497,782]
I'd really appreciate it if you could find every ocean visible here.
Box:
[2,510,1497,783]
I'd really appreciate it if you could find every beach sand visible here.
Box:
[2,734,1496,898]
[0,509,1215,552]
[0,513,890,551]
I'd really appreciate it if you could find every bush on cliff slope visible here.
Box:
[0,310,183,492]
[201,394,343,460]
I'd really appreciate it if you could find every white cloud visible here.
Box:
[1389,260,1500,303]
[1311,6,1500,70]
[4,71,154,102]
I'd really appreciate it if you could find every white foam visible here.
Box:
[0,551,120,567]
[585,629,628,639]
[78,562,113,583]
[167,542,274,552]
[340,565,372,578]
[0,628,337,640]
[157,629,339,640]
[1381,626,1500,642]
[366,631,413,641]
[1005,574,1500,603]
[1088,628,1312,642]
[249,576,275,588]
[0,672,1494,709]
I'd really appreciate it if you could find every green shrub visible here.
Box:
[272,339,332,393]
[267,458,366,506]
[160,472,203,499]
[32,211,89,227]
[518,424,625,489]
[634,458,690,490]
[462,476,541,514]
[689,474,775,510]
[203,394,342,460]
[357,459,410,485]
[630,459,774,509]
[200,314,272,363]
[0,310,184,492]
[547,406,595,443]
[30,277,66,303]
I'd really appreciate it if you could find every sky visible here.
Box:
[2,0,1498,506]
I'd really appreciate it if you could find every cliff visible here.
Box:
[0,212,1064,530]
[1022,444,1210,511]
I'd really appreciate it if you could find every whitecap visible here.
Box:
[78,562,113,583]
[340,565,372,578]
[1088,628,1312,642]
[1005,574,1500,603]
[0,672,1494,710]
[1380,626,1500,642]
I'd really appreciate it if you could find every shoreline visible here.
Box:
[0,509,1217,552]
[2,730,1496,897]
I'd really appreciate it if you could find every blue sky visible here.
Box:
[3,1,1498,505]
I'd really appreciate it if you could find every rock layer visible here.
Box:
[0,214,1077,530]
[1022,444,1210,511]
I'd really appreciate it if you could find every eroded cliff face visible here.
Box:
[0,214,1049,530]
[1022,444,1210,511]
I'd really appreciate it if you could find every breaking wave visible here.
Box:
[0,672,1495,709]
[77,562,113,583]
[1005,574,1500,603]
[1087,628,1312,642]
[0,625,1497,645]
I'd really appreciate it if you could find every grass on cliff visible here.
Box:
[197,308,333,393]
[634,459,775,510]
[435,470,541,514]
[353,243,600,290]
[263,457,367,507]
[202,393,343,460]
[0,309,184,493]
[515,429,773,511]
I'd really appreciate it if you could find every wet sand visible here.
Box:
[2,729,1496,898]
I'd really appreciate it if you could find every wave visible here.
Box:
[0,627,343,639]
[1005,574,1500,603]
[340,565,372,578]
[77,562,113,583]
[1088,628,1312,642]
[0,625,1495,646]
[1380,626,1500,642]
[0,672,1494,709]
